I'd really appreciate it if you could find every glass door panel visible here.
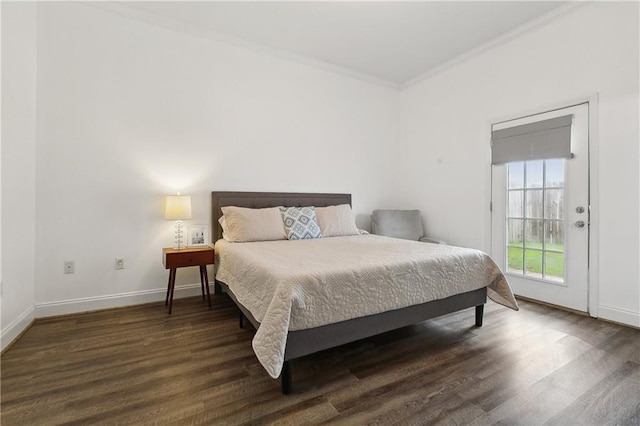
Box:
[545,159,565,187]
[525,249,543,277]
[508,162,525,188]
[526,160,543,188]
[508,190,523,217]
[544,189,564,219]
[526,190,544,218]
[508,247,524,273]
[545,252,565,282]
[505,160,566,284]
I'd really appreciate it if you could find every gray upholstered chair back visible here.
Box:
[371,210,425,241]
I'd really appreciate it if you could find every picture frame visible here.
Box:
[187,224,209,247]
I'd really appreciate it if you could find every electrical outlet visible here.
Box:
[115,257,125,269]
[64,261,75,274]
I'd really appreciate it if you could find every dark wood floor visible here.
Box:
[1,295,639,425]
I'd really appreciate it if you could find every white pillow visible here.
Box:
[315,204,360,237]
[218,216,230,241]
[219,206,287,242]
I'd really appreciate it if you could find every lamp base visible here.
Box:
[174,220,187,250]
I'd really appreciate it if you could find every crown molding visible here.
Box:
[76,1,587,92]
[401,2,588,90]
[81,1,401,90]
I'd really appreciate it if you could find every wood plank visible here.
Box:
[1,297,639,425]
[546,360,640,426]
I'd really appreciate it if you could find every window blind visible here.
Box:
[491,114,573,165]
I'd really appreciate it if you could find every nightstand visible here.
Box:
[162,246,214,314]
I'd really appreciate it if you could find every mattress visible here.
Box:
[214,234,518,378]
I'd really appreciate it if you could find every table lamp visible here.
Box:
[164,193,192,249]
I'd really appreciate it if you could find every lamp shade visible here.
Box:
[164,195,192,220]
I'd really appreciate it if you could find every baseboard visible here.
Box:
[1,305,36,352]
[598,304,640,328]
[35,283,204,318]
[514,297,639,329]
[515,295,589,317]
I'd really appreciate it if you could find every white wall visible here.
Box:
[1,2,38,349]
[2,1,637,338]
[33,3,400,315]
[400,2,639,326]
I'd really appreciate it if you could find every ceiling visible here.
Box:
[121,1,567,88]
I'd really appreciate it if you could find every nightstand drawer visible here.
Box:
[163,248,214,269]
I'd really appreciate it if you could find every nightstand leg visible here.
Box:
[201,265,212,308]
[167,268,177,315]
[164,270,171,306]
[165,271,172,306]
[199,267,206,300]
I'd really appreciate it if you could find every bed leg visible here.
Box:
[281,361,292,395]
[239,310,244,328]
[475,304,484,327]
[214,280,222,296]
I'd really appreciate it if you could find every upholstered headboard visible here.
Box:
[211,191,352,243]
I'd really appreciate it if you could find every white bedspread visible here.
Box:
[214,235,518,378]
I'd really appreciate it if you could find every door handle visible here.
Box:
[575,220,585,228]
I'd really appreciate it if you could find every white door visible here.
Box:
[491,104,589,312]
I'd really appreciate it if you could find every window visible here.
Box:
[506,159,565,283]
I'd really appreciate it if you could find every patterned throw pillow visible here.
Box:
[279,206,324,240]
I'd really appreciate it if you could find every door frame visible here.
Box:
[485,94,599,318]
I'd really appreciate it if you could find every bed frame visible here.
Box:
[211,191,487,394]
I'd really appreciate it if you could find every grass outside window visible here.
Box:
[508,243,564,279]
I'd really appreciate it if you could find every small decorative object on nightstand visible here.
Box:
[162,245,214,314]
[164,193,192,250]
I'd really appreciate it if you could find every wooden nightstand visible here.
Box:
[162,246,215,314]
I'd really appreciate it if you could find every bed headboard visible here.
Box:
[211,191,352,243]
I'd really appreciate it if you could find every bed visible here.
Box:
[211,191,518,394]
